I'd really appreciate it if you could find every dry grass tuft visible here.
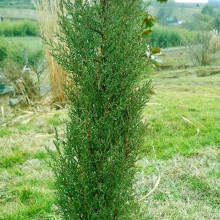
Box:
[35,0,66,105]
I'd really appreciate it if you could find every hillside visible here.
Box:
[0,8,38,20]
[0,0,35,10]
[0,1,208,22]
[148,5,202,22]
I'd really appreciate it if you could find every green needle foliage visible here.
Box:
[46,0,152,219]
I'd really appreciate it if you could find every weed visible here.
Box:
[209,168,220,178]
[17,187,34,204]
[16,123,33,133]
[33,150,47,160]
[12,169,24,176]
[0,127,12,137]
[143,165,158,175]
[46,113,61,126]
[0,146,30,168]
[153,192,166,201]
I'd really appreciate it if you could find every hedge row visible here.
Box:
[0,19,39,36]
[151,25,200,48]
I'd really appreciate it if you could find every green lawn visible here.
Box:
[138,67,220,219]
[0,66,219,219]
[6,37,42,49]
[142,68,220,159]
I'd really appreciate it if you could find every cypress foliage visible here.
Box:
[47,0,152,219]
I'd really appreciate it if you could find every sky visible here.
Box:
[174,0,208,3]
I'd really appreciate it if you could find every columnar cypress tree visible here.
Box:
[47,0,153,219]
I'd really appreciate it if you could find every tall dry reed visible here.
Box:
[35,0,66,104]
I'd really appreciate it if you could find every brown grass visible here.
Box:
[135,145,220,220]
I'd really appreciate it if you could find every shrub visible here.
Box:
[22,19,39,36]
[151,26,181,48]
[0,45,7,61]
[2,38,45,68]
[0,37,45,97]
[0,19,39,37]
[13,21,26,36]
[0,37,8,61]
[151,25,200,48]
[46,0,152,219]
[201,5,214,16]
[0,20,14,36]
[186,31,219,66]
[181,21,196,31]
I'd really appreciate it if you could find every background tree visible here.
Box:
[181,5,216,31]
[193,13,214,30]
[156,0,176,25]
[157,7,167,20]
[185,30,219,66]
[27,47,47,92]
[201,4,214,16]
[46,0,156,219]
[157,0,168,2]
[214,14,220,33]
[0,37,46,97]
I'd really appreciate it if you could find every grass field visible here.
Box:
[0,3,202,22]
[0,3,219,218]
[148,5,201,21]
[0,8,37,20]
[0,61,219,219]
[138,67,220,219]
[6,37,42,49]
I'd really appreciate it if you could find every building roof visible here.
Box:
[166,16,178,22]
